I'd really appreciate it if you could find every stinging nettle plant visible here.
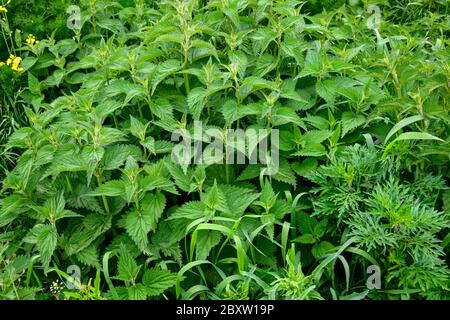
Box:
[0,0,449,300]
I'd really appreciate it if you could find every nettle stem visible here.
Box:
[96,174,110,214]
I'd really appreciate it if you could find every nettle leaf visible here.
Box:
[169,201,206,220]
[255,54,277,77]
[128,284,148,300]
[164,162,196,193]
[228,51,248,78]
[75,244,100,268]
[126,193,166,252]
[155,33,184,45]
[129,116,149,141]
[142,268,177,297]
[141,176,178,195]
[236,164,262,181]
[141,136,156,154]
[0,194,32,227]
[116,245,141,282]
[217,184,260,216]
[255,182,277,212]
[242,76,276,92]
[316,79,337,105]
[28,72,41,95]
[291,158,318,177]
[98,127,127,146]
[151,59,181,94]
[297,50,323,78]
[91,180,126,197]
[298,212,318,235]
[272,107,305,128]
[91,100,124,123]
[190,39,218,59]
[188,87,207,120]
[196,230,222,260]
[65,214,112,256]
[272,159,297,187]
[341,111,366,137]
[44,152,88,177]
[67,185,103,213]
[201,181,223,211]
[31,192,81,222]
[294,233,316,244]
[252,28,277,54]
[312,241,334,259]
[104,80,146,103]
[24,224,57,270]
[303,130,333,144]
[292,144,327,157]
[280,82,309,105]
[101,144,144,171]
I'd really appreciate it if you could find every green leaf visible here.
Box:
[272,107,305,128]
[312,241,335,259]
[391,132,444,143]
[126,193,166,252]
[298,212,318,235]
[24,224,57,270]
[0,194,31,227]
[141,176,178,194]
[116,245,141,282]
[187,87,207,120]
[91,180,126,197]
[129,116,148,141]
[128,284,148,300]
[272,159,297,187]
[252,28,277,54]
[75,245,100,268]
[101,144,144,171]
[169,201,206,220]
[297,50,323,78]
[316,79,336,105]
[142,268,177,297]
[151,59,181,94]
[313,219,328,238]
[196,230,222,260]
[254,54,277,77]
[291,158,318,177]
[384,115,425,144]
[341,111,366,137]
[202,181,222,210]
[292,143,327,157]
[217,184,260,216]
[255,182,277,212]
[28,72,41,95]
[294,234,316,244]
[242,76,276,91]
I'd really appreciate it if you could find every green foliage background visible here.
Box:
[0,0,449,300]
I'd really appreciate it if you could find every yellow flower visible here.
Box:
[6,54,14,66]
[6,54,23,72]
[0,5,7,13]
[0,62,5,68]
[26,34,38,45]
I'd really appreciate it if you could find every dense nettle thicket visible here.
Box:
[0,0,449,300]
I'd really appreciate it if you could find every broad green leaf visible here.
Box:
[341,111,366,137]
[142,268,177,297]
[116,245,141,282]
